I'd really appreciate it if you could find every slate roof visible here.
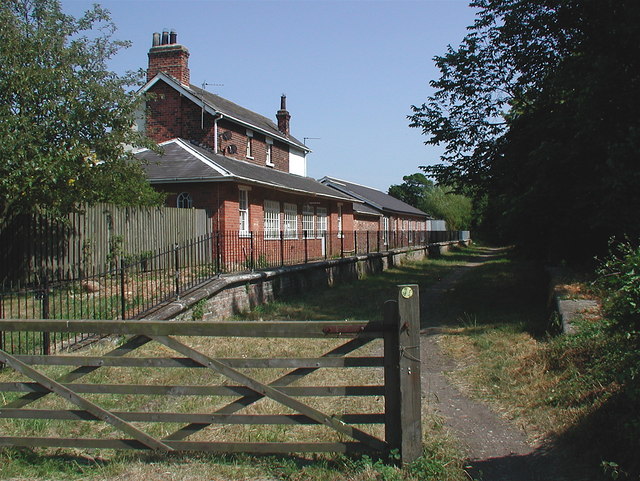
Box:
[320,176,431,219]
[136,139,354,202]
[189,84,308,151]
[141,73,308,152]
[354,202,383,217]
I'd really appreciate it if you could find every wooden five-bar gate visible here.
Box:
[0,285,422,464]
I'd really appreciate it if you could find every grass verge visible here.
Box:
[437,249,640,480]
[0,246,478,481]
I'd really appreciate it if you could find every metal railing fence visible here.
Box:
[1,229,466,354]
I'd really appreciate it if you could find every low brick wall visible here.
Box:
[142,241,467,321]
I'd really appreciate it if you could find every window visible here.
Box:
[283,203,298,239]
[265,138,274,166]
[337,204,343,237]
[302,204,314,238]
[176,192,192,209]
[264,200,280,239]
[239,188,249,236]
[316,207,327,238]
[246,129,254,158]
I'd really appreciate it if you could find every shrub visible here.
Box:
[596,240,640,331]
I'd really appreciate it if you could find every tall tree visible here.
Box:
[0,0,163,225]
[409,0,640,260]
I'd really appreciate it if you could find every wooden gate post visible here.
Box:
[384,284,422,464]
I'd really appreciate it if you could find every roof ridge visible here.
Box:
[322,176,382,192]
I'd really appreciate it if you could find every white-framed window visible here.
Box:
[239,188,249,237]
[265,137,274,167]
[337,204,343,237]
[316,207,327,238]
[176,192,192,209]
[383,216,389,245]
[283,202,298,239]
[246,129,254,159]
[264,200,280,240]
[302,204,314,238]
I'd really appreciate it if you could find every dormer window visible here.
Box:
[246,129,254,159]
[265,137,274,167]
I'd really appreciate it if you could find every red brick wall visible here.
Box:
[354,215,381,231]
[147,45,190,85]
[146,81,291,173]
[216,120,289,171]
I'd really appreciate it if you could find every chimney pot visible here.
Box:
[276,94,291,136]
[147,29,190,85]
[152,32,160,47]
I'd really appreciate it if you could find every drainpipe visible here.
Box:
[214,114,222,153]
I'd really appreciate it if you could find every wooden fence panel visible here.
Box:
[0,204,211,284]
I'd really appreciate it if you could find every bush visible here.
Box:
[596,240,640,331]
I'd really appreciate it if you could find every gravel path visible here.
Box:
[419,249,570,481]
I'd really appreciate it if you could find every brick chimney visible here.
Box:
[276,94,291,136]
[147,29,190,86]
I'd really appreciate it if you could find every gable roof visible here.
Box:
[319,176,431,219]
[136,139,353,202]
[140,73,309,152]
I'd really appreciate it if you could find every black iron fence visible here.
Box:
[0,229,467,354]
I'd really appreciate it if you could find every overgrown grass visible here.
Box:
[437,249,640,479]
[0,247,478,481]
[233,245,479,323]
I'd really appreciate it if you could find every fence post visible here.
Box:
[120,259,127,320]
[280,231,284,267]
[304,231,308,263]
[250,231,255,270]
[41,275,50,355]
[215,232,222,274]
[174,242,180,299]
[384,284,422,465]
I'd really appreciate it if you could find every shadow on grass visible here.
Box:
[425,250,550,335]
[0,448,405,481]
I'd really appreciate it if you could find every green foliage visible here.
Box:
[191,299,207,320]
[388,173,472,230]
[0,0,163,225]
[421,185,473,231]
[596,240,640,331]
[410,0,640,261]
[388,173,434,207]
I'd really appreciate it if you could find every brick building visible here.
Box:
[133,31,356,265]
[319,176,432,248]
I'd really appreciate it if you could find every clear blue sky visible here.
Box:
[61,0,476,192]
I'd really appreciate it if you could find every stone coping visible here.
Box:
[139,243,451,321]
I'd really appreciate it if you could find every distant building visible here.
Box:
[319,176,439,245]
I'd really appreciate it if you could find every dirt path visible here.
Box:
[419,248,568,481]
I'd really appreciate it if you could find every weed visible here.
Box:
[191,298,207,320]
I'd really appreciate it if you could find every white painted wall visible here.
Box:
[133,107,145,133]
[427,219,447,231]
[289,147,307,176]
